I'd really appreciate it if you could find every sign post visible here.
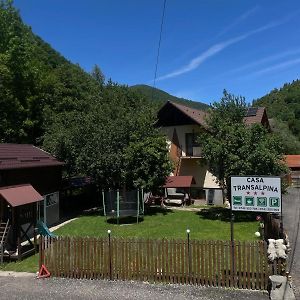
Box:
[230,175,282,284]
[231,176,282,213]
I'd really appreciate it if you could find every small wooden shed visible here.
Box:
[0,184,43,261]
[0,143,64,261]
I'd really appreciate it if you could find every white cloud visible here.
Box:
[216,6,259,38]
[254,58,300,75]
[227,49,300,75]
[156,12,299,82]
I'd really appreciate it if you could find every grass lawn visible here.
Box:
[55,207,259,240]
[0,207,260,273]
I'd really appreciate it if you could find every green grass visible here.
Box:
[0,207,260,273]
[55,207,259,241]
[0,253,38,273]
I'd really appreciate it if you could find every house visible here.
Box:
[0,143,64,225]
[157,101,270,204]
[285,155,300,187]
[0,143,63,260]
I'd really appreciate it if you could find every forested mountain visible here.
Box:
[130,84,210,111]
[0,1,172,189]
[253,80,300,153]
[0,1,103,144]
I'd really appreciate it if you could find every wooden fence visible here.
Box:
[39,236,283,290]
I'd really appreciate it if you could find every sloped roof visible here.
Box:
[0,144,64,170]
[157,101,269,128]
[0,184,43,207]
[244,107,267,126]
[167,102,208,127]
[285,155,300,169]
[163,176,196,188]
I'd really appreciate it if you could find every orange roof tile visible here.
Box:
[285,155,300,168]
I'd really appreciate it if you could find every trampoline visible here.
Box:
[102,189,144,223]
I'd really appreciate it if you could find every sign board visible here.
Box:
[231,176,281,213]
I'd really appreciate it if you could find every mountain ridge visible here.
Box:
[130,84,210,111]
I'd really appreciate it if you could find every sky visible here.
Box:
[13,0,300,105]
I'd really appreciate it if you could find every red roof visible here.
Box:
[285,155,300,168]
[0,184,43,207]
[163,176,196,188]
[0,144,64,170]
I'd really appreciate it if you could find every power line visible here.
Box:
[152,0,167,101]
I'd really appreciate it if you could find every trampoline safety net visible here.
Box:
[102,189,144,221]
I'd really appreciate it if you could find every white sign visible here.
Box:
[231,176,281,213]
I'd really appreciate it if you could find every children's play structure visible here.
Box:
[0,184,43,262]
[102,189,144,223]
[36,220,56,238]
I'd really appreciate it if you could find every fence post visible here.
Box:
[230,212,235,286]
[186,229,191,282]
[39,235,43,270]
[108,230,112,280]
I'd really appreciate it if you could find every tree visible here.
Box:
[43,83,172,191]
[199,90,288,199]
[91,64,105,87]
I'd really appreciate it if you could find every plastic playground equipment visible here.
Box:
[102,189,144,223]
[36,220,56,238]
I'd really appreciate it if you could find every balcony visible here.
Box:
[183,146,203,158]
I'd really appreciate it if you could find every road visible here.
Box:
[0,275,268,300]
[282,187,300,299]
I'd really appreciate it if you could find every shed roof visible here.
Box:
[0,144,64,170]
[163,176,196,188]
[0,184,43,207]
[285,155,300,169]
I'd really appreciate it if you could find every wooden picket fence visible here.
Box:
[39,236,283,290]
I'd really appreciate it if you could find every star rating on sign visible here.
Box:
[246,191,250,195]
[254,192,257,195]
[261,192,264,195]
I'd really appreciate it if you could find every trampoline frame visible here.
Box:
[102,189,144,224]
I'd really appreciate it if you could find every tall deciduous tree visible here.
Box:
[199,90,288,198]
[43,83,172,191]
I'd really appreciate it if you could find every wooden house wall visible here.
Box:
[0,166,62,195]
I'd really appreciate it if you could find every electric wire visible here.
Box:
[151,0,167,101]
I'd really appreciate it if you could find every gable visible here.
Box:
[157,101,207,127]
[157,101,269,129]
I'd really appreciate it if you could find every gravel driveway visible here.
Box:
[282,187,300,299]
[0,276,268,300]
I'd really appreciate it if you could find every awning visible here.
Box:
[0,184,43,207]
[163,176,196,188]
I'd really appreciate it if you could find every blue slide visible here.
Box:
[36,220,57,238]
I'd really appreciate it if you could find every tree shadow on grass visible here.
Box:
[144,205,174,216]
[106,216,145,225]
[196,206,257,222]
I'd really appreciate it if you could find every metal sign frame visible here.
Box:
[230,175,282,213]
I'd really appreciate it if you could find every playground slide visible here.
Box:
[36,220,57,238]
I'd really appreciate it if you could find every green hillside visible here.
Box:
[130,84,210,110]
[0,1,102,144]
[253,80,300,153]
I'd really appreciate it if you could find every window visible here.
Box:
[185,133,199,156]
